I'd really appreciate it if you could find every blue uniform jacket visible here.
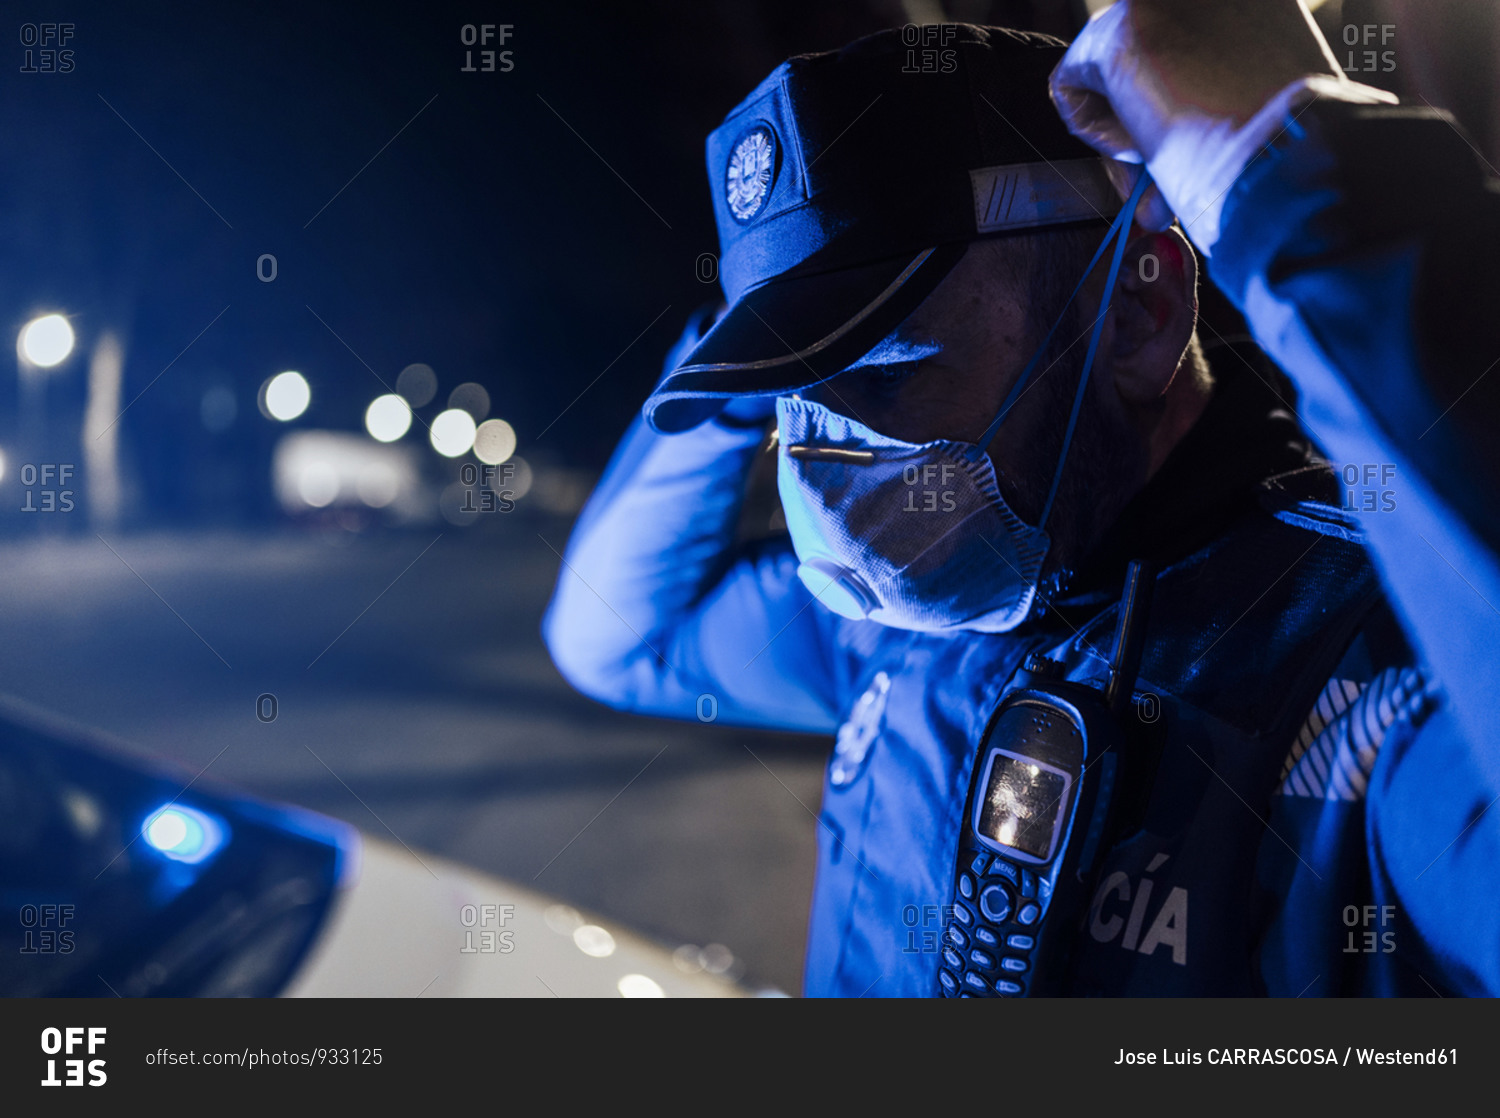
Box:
[543,98,1500,996]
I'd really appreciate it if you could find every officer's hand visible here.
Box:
[1050,0,1340,161]
[1049,1,1389,250]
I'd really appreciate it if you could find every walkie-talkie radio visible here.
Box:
[937,562,1156,998]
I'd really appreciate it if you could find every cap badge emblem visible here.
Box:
[725,126,776,223]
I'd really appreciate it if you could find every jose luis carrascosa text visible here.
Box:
[1114,1047,1458,1067]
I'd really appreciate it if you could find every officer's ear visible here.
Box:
[1107,227,1198,403]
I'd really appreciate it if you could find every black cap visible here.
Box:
[644,23,1125,433]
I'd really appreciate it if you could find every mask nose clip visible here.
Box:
[797,558,879,620]
[785,444,876,465]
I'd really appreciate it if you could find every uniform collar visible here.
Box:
[1054,340,1322,612]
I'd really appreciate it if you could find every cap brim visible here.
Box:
[644,240,969,433]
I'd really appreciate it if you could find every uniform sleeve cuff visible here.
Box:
[1149,75,1397,257]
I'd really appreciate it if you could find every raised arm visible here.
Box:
[1052,0,1500,992]
[542,322,843,733]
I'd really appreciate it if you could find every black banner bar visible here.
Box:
[0,997,1486,1104]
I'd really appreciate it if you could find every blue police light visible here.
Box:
[141,805,227,864]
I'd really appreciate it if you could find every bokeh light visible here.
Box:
[448,382,491,421]
[20,314,75,367]
[297,461,339,507]
[573,924,616,958]
[396,363,438,408]
[473,418,516,465]
[429,408,476,457]
[364,394,413,442]
[263,371,311,421]
[617,974,666,998]
[505,456,533,500]
[543,905,583,935]
[357,462,399,508]
[439,482,478,526]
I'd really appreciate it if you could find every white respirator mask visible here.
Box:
[775,174,1148,632]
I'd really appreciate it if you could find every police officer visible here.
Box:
[544,20,1488,996]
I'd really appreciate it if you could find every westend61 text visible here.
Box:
[1113,1047,1458,1067]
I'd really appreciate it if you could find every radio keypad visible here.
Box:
[938,852,1045,997]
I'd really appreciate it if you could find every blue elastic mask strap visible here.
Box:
[1038,171,1149,527]
[972,174,1146,453]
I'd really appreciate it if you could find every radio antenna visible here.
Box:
[1104,560,1156,715]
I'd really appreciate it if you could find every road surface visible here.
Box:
[0,515,828,994]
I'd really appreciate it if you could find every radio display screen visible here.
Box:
[976,752,1070,861]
